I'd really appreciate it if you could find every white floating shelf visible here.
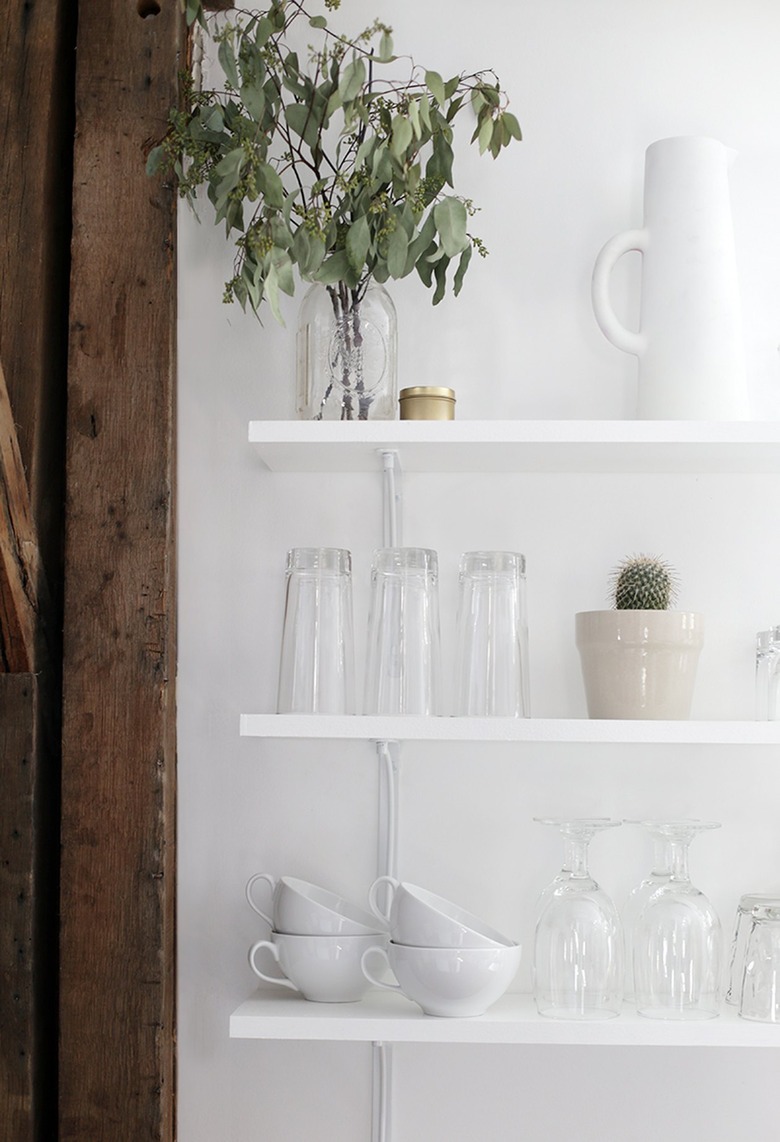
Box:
[230,987,780,1046]
[248,419,780,474]
[239,714,780,746]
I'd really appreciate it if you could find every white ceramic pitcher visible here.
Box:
[592,136,750,420]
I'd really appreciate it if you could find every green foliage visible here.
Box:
[610,555,680,611]
[147,0,521,320]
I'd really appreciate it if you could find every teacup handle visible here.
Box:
[361,946,401,994]
[245,872,277,926]
[248,940,298,992]
[368,875,399,926]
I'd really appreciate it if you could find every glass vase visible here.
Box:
[296,280,397,421]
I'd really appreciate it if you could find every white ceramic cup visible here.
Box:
[361,940,522,1017]
[246,874,385,936]
[249,932,388,1003]
[368,876,515,948]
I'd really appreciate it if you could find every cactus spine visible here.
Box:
[610,554,679,610]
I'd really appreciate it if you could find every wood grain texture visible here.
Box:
[59,2,180,1138]
[0,0,72,606]
[0,677,36,1139]
[0,4,72,1139]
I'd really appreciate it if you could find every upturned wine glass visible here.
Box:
[533,818,623,1019]
[621,820,675,1000]
[629,819,722,1020]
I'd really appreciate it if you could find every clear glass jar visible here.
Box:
[296,280,397,421]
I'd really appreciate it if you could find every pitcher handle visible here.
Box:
[591,228,648,357]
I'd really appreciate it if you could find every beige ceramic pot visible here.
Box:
[575,610,704,719]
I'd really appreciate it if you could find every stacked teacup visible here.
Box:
[361,876,522,1017]
[246,873,388,1002]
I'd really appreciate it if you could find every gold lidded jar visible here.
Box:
[399,386,456,420]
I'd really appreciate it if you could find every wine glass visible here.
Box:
[533,818,623,1019]
[621,819,675,1000]
[629,819,722,1020]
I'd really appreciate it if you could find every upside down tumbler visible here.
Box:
[364,548,441,715]
[277,548,355,714]
[454,551,529,717]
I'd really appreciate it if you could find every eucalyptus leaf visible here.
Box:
[218,38,240,91]
[257,162,284,209]
[432,255,449,304]
[453,243,473,296]
[145,145,166,176]
[339,57,366,104]
[345,215,371,273]
[390,116,413,161]
[316,250,351,285]
[478,116,494,155]
[241,80,266,123]
[424,70,446,106]
[433,197,468,257]
[386,224,409,279]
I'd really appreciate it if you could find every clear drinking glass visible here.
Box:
[726,893,780,1005]
[363,548,441,715]
[276,548,355,714]
[533,818,623,1019]
[755,627,780,719]
[738,902,780,1022]
[630,820,722,1020]
[453,551,529,717]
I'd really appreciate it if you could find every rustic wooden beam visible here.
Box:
[0,2,73,1137]
[59,2,181,1139]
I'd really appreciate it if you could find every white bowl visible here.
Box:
[247,873,386,936]
[368,876,515,948]
[361,940,522,1016]
[250,932,389,1002]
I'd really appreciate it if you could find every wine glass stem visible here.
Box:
[668,838,690,881]
[563,837,590,877]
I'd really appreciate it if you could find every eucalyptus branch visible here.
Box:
[148,0,521,320]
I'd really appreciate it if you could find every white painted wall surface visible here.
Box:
[177,2,780,1138]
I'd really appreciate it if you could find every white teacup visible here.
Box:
[368,876,515,948]
[249,932,389,1003]
[246,873,384,936]
[361,940,522,1017]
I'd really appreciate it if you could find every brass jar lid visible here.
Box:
[399,386,456,400]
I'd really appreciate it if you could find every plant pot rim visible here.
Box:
[575,609,704,646]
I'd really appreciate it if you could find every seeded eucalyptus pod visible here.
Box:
[610,554,679,611]
[147,0,521,322]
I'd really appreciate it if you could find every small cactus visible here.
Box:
[610,554,679,610]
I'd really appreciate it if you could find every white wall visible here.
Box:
[177,2,780,1138]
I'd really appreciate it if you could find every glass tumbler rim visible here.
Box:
[285,547,352,574]
[459,550,526,577]
[756,626,780,648]
[738,892,780,910]
[371,547,438,573]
